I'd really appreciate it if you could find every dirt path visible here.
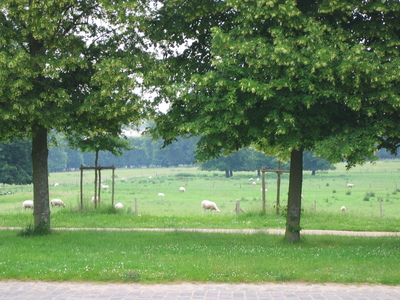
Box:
[1,227,399,236]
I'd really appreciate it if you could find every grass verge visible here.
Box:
[0,230,399,284]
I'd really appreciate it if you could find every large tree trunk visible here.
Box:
[32,125,51,234]
[284,149,303,242]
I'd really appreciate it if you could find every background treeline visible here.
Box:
[1,136,398,185]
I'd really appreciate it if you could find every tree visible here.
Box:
[145,0,400,242]
[0,1,151,234]
[0,140,32,184]
[201,147,277,177]
[303,151,335,175]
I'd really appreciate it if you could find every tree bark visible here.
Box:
[284,149,303,242]
[32,125,51,234]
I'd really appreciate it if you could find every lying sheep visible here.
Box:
[341,206,346,212]
[201,200,220,213]
[22,200,34,210]
[51,199,66,207]
[158,193,165,196]
[179,187,186,192]
[115,202,123,208]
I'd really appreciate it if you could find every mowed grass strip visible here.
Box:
[0,230,399,284]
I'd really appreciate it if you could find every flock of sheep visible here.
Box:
[22,185,221,213]
[22,179,354,213]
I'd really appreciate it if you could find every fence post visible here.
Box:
[379,198,383,217]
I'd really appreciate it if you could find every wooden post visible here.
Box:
[80,165,83,210]
[236,200,240,215]
[262,166,266,214]
[276,161,281,215]
[260,164,290,215]
[98,168,102,206]
[134,198,138,215]
[112,165,115,207]
[379,198,383,217]
[79,165,116,209]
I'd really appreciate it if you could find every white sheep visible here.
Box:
[158,193,165,196]
[91,196,98,203]
[201,200,220,213]
[22,200,34,210]
[248,178,254,181]
[179,187,186,192]
[115,202,123,208]
[252,182,256,186]
[51,199,66,207]
[346,183,355,188]
[54,183,59,187]
[101,184,109,190]
[341,206,346,212]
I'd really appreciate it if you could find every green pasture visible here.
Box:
[0,159,400,231]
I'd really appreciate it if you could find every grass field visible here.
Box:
[1,159,400,224]
[1,160,400,284]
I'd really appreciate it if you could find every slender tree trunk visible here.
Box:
[284,149,303,242]
[32,125,51,234]
[94,149,99,208]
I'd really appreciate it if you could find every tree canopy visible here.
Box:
[144,0,400,241]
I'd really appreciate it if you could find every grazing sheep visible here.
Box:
[248,178,254,181]
[22,200,34,210]
[252,182,256,186]
[346,183,355,188]
[101,184,110,190]
[179,187,186,192]
[201,200,220,213]
[54,183,59,187]
[158,193,165,196]
[51,199,66,207]
[115,202,123,208]
[341,206,346,212]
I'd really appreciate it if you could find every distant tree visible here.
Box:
[201,147,278,177]
[0,140,32,184]
[66,149,84,170]
[303,151,336,175]
[48,146,68,172]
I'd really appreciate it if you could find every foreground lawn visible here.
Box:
[0,230,399,284]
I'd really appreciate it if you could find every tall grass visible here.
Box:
[0,230,399,284]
